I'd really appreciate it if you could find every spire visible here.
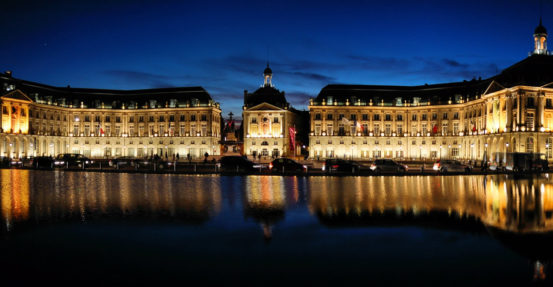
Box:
[263,62,273,87]
[533,17,548,55]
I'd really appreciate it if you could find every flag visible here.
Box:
[432,125,438,134]
[472,124,476,132]
[289,126,296,153]
[341,117,350,124]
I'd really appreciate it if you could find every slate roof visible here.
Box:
[314,54,553,105]
[244,86,288,109]
[0,74,215,109]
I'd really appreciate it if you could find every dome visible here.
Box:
[535,19,547,35]
[245,86,288,109]
[263,64,272,76]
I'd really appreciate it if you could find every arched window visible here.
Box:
[526,137,534,153]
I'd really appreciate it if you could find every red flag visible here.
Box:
[289,126,296,153]
[100,127,104,135]
[432,125,438,134]
[472,125,476,132]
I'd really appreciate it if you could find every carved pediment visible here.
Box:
[483,81,506,96]
[1,89,33,103]
[246,102,285,111]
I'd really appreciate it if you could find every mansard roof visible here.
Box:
[314,54,553,106]
[0,74,216,109]
[244,86,289,109]
[316,80,491,106]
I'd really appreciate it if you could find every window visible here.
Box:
[201,114,207,121]
[139,116,144,122]
[327,124,333,135]
[180,115,185,121]
[526,137,534,153]
[315,124,321,135]
[84,115,90,122]
[115,116,121,123]
[442,123,448,135]
[251,117,257,123]
[105,116,111,122]
[315,114,321,120]
[129,116,134,123]
[273,117,279,123]
[422,114,427,121]
[327,114,333,120]
[159,116,165,122]
[338,124,345,136]
[453,112,459,120]
[362,114,368,121]
[412,114,417,121]
[443,113,448,120]
[396,114,403,121]
[149,116,154,122]
[397,124,403,135]
[190,115,196,121]
[527,97,535,108]
[350,114,357,121]
[526,113,535,131]
[422,123,427,135]
[432,113,437,120]
[385,124,391,136]
[451,148,459,157]
[338,114,344,120]
[169,115,175,122]
[373,114,380,121]
[385,114,391,121]
[374,124,380,135]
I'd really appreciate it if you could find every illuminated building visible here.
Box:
[309,20,553,162]
[242,64,301,157]
[0,73,221,159]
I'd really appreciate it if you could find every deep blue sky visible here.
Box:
[1,0,551,118]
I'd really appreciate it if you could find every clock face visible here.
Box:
[263,117,268,122]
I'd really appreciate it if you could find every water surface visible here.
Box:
[0,170,551,285]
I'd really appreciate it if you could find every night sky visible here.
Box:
[1,0,550,119]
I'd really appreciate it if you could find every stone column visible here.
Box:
[506,93,512,131]
[538,92,545,128]
[520,92,526,128]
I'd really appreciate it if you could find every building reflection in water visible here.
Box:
[308,174,553,281]
[243,176,301,241]
[0,171,222,232]
[1,169,30,231]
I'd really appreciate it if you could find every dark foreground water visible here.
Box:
[1,170,552,286]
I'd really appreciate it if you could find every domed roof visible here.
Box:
[245,86,288,109]
[263,63,272,76]
[535,18,547,35]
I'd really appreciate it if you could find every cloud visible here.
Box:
[104,70,177,88]
[286,91,312,109]
[291,72,335,82]
[344,54,500,84]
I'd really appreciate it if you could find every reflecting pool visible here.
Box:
[1,170,552,285]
